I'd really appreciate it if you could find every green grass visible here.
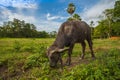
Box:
[0,38,120,80]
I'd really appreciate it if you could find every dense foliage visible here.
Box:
[94,0,120,38]
[67,13,82,21]
[0,18,56,38]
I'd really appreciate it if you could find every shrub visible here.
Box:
[13,41,22,52]
[23,43,48,70]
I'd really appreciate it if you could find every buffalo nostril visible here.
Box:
[50,64,56,68]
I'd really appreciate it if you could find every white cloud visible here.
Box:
[0,6,36,25]
[36,19,61,32]
[8,13,36,23]
[0,0,38,9]
[0,6,61,32]
[46,13,67,21]
[47,13,59,20]
[81,0,115,26]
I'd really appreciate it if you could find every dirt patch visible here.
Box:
[0,66,7,73]
[0,65,8,79]
[62,56,93,69]
[0,60,25,79]
[110,36,120,40]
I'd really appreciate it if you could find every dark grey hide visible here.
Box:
[46,20,95,68]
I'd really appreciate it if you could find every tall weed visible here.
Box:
[13,41,22,52]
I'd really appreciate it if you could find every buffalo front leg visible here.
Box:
[80,41,86,59]
[59,55,63,69]
[66,44,74,66]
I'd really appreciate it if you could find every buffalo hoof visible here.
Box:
[65,62,71,66]
[80,55,85,60]
[92,56,96,60]
[80,57,84,60]
[50,64,56,68]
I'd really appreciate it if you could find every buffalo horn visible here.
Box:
[57,48,69,52]
[50,48,69,54]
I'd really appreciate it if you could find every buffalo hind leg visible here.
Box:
[87,39,95,59]
[80,41,86,59]
[66,44,74,66]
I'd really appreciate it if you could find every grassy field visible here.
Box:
[0,38,120,80]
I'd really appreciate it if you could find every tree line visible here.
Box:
[0,18,57,38]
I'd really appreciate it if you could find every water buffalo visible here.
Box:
[46,20,95,68]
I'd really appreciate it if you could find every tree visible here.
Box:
[67,3,76,15]
[49,31,57,38]
[0,18,60,38]
[94,20,109,38]
[114,0,120,21]
[73,14,82,21]
[38,31,49,38]
[90,21,94,27]
[103,9,114,38]
[90,21,94,37]
[112,0,120,36]
[0,18,39,38]
[112,22,120,36]
[67,14,82,21]
[12,18,22,37]
[0,26,4,37]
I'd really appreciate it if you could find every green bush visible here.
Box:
[13,41,22,52]
[23,43,48,69]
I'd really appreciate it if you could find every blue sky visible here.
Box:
[0,0,115,32]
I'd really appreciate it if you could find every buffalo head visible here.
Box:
[46,47,68,68]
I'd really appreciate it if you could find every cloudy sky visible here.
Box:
[0,0,116,32]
